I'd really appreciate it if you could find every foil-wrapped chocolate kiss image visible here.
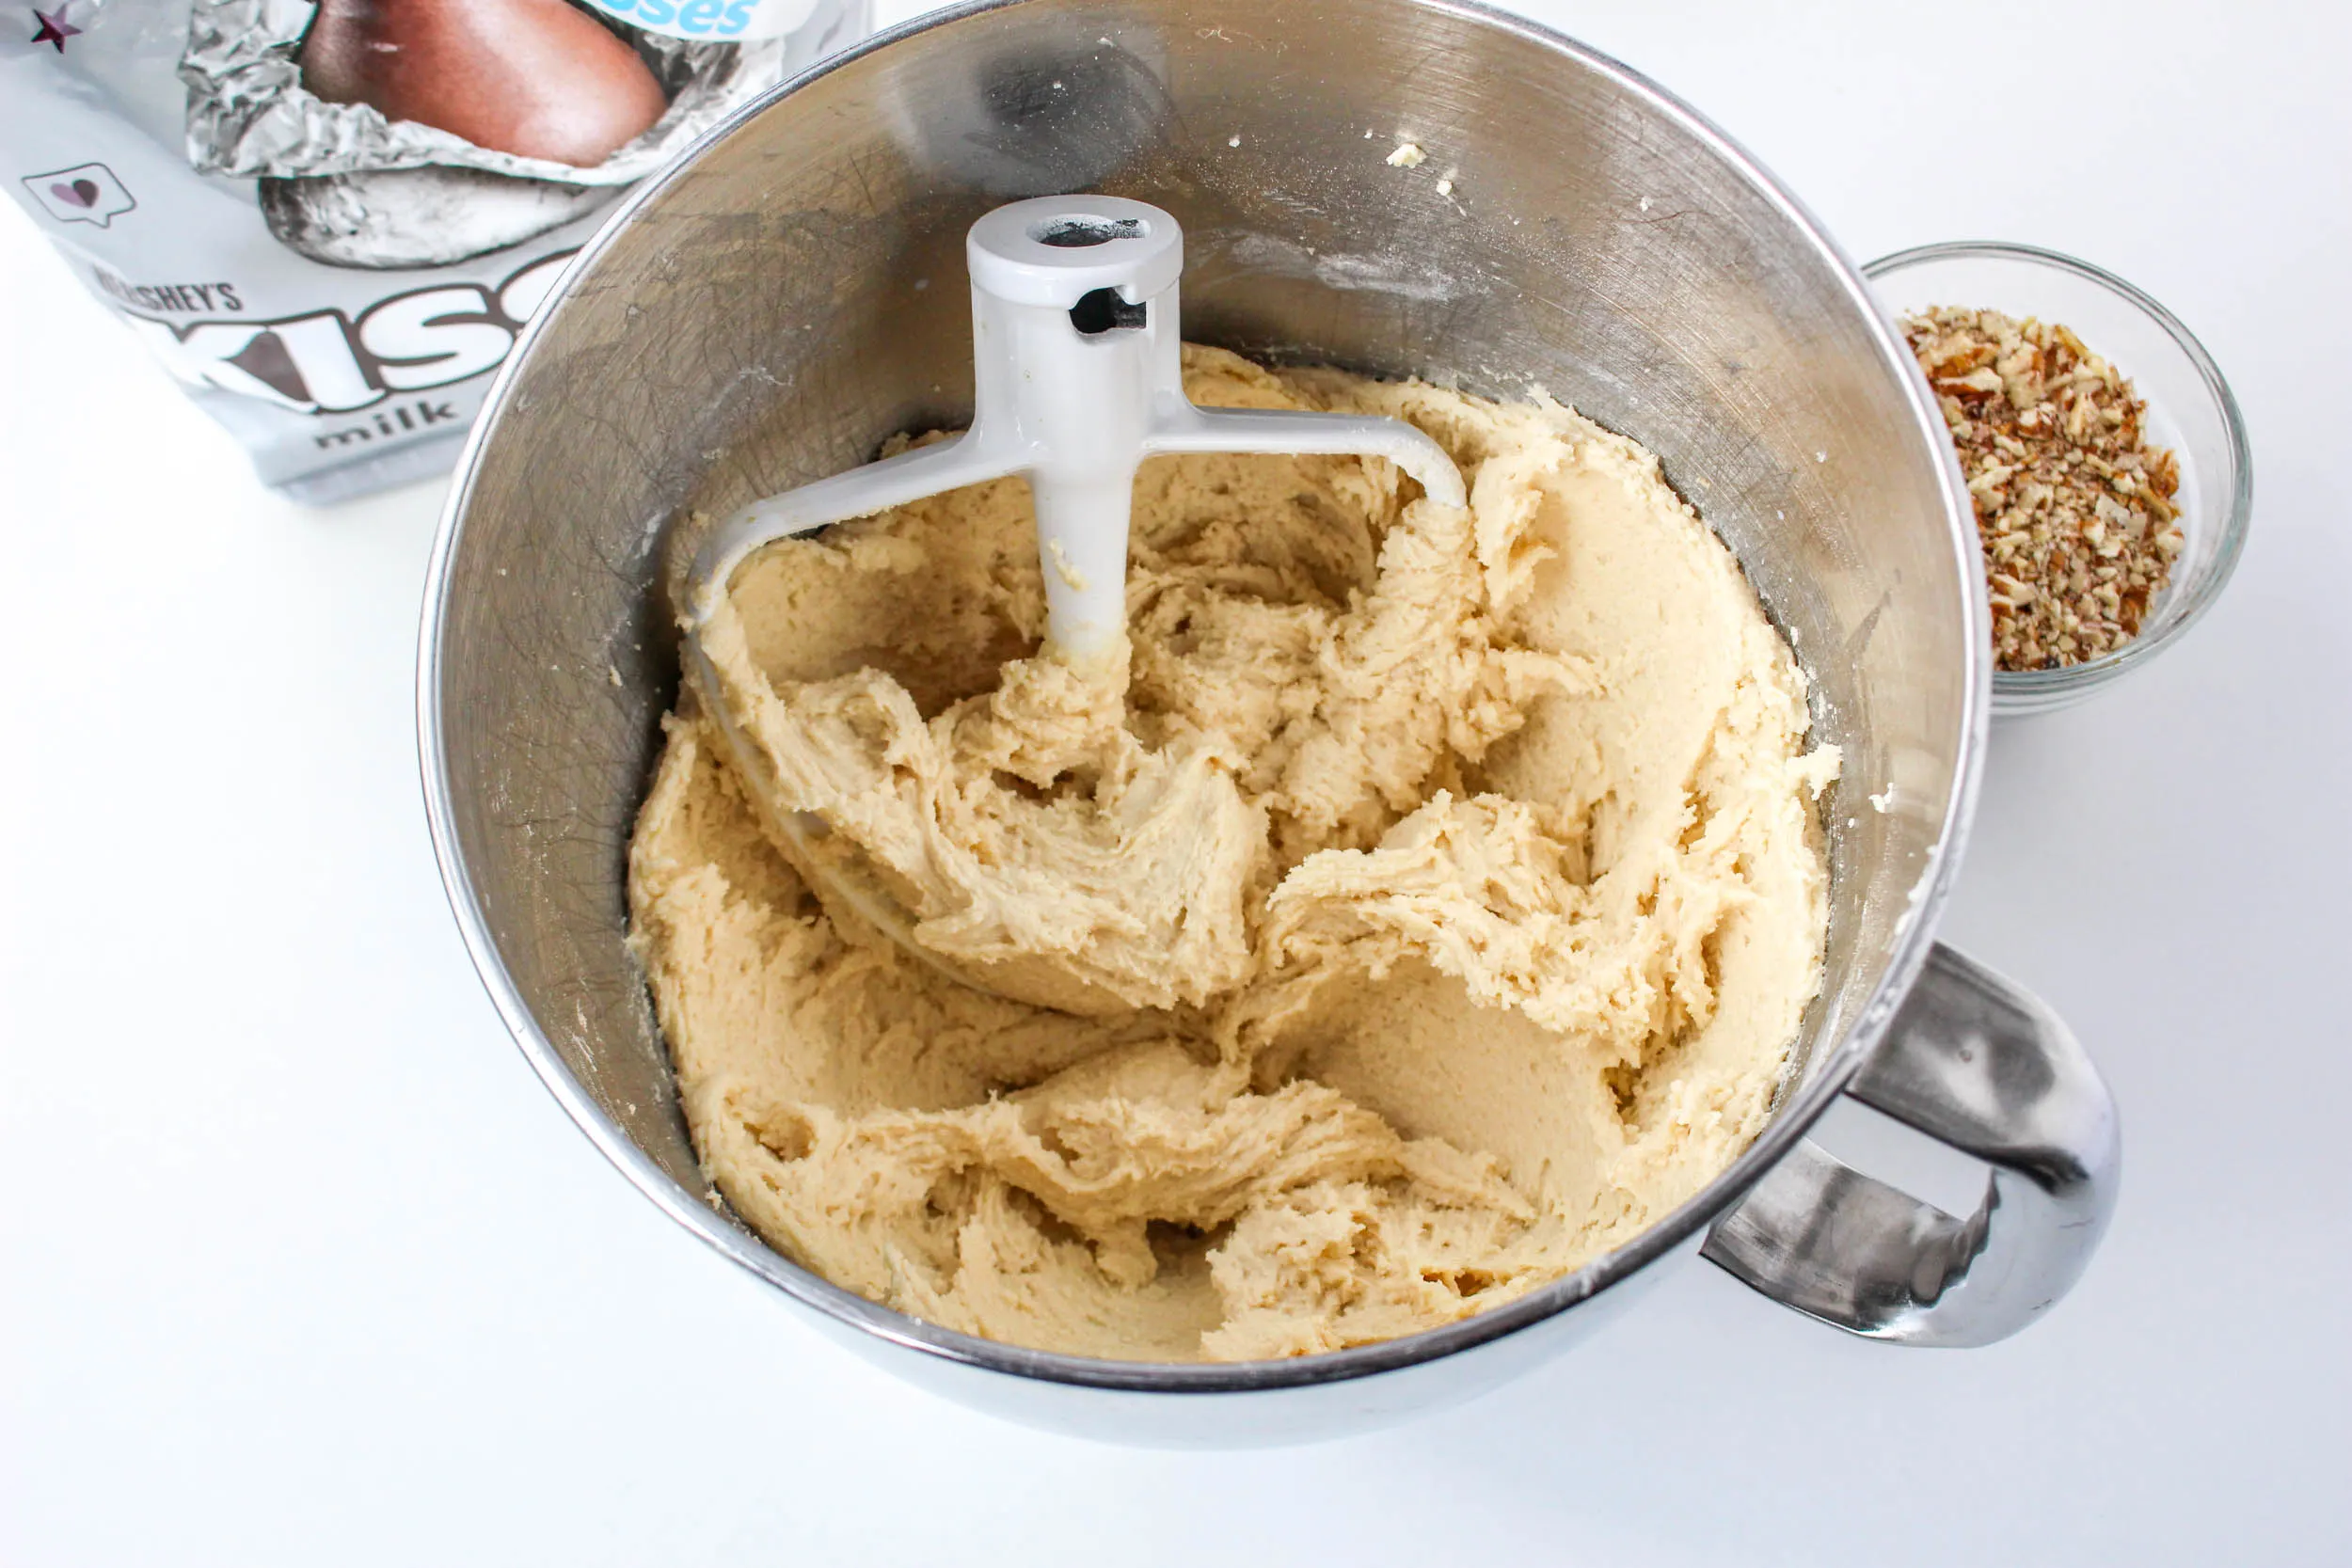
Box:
[181,0,791,267]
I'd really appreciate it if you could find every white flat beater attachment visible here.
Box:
[685,195,1465,658]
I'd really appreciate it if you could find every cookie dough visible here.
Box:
[628,347,1836,1362]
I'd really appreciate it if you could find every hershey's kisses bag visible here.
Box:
[4,0,866,500]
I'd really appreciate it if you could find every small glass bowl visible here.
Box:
[1864,242,2252,718]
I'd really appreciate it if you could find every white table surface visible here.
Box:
[5,1,2346,1561]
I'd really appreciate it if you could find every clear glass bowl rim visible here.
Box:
[1863,239,2253,699]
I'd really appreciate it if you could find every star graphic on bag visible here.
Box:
[30,5,81,49]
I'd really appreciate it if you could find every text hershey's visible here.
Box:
[93,266,246,315]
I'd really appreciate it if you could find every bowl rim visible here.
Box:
[1864,239,2254,699]
[416,0,1989,1395]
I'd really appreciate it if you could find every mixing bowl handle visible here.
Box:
[1700,943,2119,1347]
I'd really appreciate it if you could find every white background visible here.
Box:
[5,2,2346,1562]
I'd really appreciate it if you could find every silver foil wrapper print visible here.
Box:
[181,0,795,266]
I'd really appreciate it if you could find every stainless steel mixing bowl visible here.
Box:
[420,0,2120,1446]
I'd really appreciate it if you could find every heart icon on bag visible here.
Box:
[23,162,134,227]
